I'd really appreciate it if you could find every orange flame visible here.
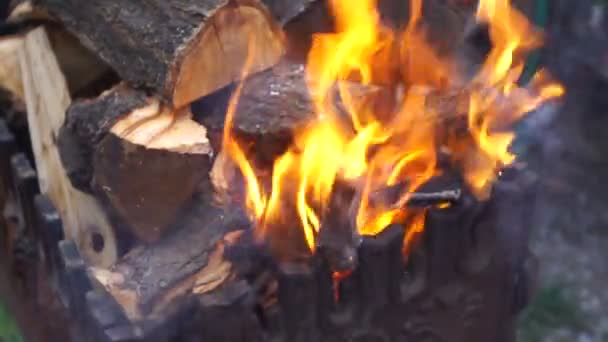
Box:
[223,0,564,257]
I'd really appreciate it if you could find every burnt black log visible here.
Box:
[195,61,314,165]
[318,179,361,273]
[33,0,287,108]
[8,153,39,296]
[58,239,93,327]
[277,262,320,342]
[85,289,132,342]
[356,224,405,316]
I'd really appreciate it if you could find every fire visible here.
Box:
[223,0,564,258]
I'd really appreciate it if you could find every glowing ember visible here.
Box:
[223,0,564,257]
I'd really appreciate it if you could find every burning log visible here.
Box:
[59,83,214,243]
[33,0,288,108]
[196,60,396,165]
[90,201,249,321]
[261,0,318,25]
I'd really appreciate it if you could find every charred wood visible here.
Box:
[58,84,149,193]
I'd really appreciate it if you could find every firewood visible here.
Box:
[18,27,117,267]
[45,25,115,97]
[59,83,214,244]
[261,0,318,25]
[58,84,149,193]
[0,35,24,103]
[32,0,289,108]
[2,3,115,98]
[90,201,249,321]
[196,60,396,166]
[199,61,469,204]
[1,28,113,107]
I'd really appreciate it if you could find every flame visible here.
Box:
[223,0,564,258]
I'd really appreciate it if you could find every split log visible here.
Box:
[59,83,213,244]
[2,3,115,98]
[18,27,117,267]
[90,201,249,321]
[196,60,466,171]
[0,35,24,103]
[33,0,288,108]
[195,60,397,166]
[261,0,318,25]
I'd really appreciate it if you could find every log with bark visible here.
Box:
[194,60,397,166]
[90,198,249,321]
[58,83,213,244]
[18,27,118,267]
[193,59,469,171]
[32,0,298,108]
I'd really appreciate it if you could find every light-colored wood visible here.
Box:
[110,103,211,154]
[19,27,117,267]
[172,4,285,108]
[0,35,25,103]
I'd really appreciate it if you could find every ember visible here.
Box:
[223,0,564,261]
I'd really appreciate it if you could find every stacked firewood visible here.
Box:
[0,0,487,339]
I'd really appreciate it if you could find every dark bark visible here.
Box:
[194,60,394,166]
[58,83,149,193]
[33,0,286,107]
[108,199,249,317]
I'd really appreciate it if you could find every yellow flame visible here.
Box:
[222,39,266,221]
[223,0,564,258]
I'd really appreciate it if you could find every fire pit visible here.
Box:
[0,0,564,341]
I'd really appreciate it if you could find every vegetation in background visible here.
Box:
[0,303,23,342]
[518,284,588,342]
